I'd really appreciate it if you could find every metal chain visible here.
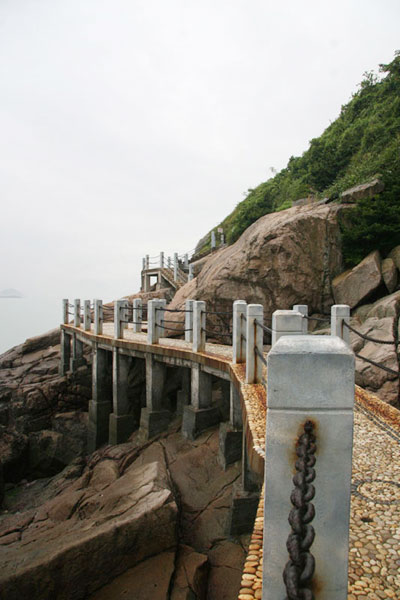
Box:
[355,352,399,377]
[343,321,394,345]
[283,420,317,600]
[255,346,268,367]
[255,320,273,334]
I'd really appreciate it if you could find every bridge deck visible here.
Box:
[64,323,400,598]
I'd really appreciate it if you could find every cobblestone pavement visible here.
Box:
[239,391,400,600]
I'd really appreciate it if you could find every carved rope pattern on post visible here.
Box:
[283,420,317,600]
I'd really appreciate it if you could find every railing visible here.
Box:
[60,297,368,599]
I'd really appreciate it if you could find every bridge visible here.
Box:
[59,298,400,599]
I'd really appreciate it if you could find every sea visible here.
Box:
[0,296,62,355]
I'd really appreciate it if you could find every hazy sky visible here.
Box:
[1,0,399,301]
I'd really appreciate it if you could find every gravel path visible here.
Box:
[238,391,400,599]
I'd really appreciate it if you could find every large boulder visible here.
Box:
[168,203,346,319]
[332,250,382,308]
[340,178,384,203]
[388,245,400,270]
[381,257,398,293]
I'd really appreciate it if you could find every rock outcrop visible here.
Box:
[0,330,91,482]
[332,250,383,308]
[0,425,246,600]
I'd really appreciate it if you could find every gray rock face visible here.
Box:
[332,250,382,308]
[381,257,398,293]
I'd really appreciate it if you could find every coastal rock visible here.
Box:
[349,317,399,406]
[381,258,398,293]
[354,291,400,322]
[332,250,382,308]
[0,458,178,600]
[170,545,209,600]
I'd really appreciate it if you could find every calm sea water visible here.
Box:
[0,296,62,355]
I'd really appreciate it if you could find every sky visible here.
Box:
[0,0,400,305]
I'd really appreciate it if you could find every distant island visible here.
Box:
[0,288,24,298]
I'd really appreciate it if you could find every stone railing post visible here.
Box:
[174,253,178,281]
[160,251,164,268]
[156,299,166,339]
[331,304,350,345]
[168,256,171,268]
[94,299,103,335]
[132,298,142,332]
[211,230,216,249]
[83,300,91,331]
[192,300,206,352]
[185,299,194,343]
[245,304,264,383]
[263,335,355,600]
[62,299,69,324]
[148,299,165,344]
[188,264,194,281]
[232,300,247,364]
[271,309,304,345]
[74,299,81,327]
[114,299,128,339]
[293,304,308,334]
[145,254,149,269]
[184,253,189,268]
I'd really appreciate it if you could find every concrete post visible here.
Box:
[221,232,225,245]
[148,299,166,344]
[168,256,171,268]
[211,230,216,249]
[74,299,81,327]
[132,298,142,333]
[94,299,103,335]
[160,251,164,268]
[184,253,189,268]
[83,300,91,331]
[245,304,264,384]
[156,299,166,339]
[142,257,146,271]
[109,349,135,444]
[188,264,194,281]
[88,345,112,452]
[145,254,149,269]
[182,363,219,439]
[174,253,178,281]
[185,299,194,343]
[271,309,304,345]
[230,382,243,429]
[139,354,170,439]
[192,301,206,352]
[331,304,350,345]
[293,304,308,334]
[114,299,128,339]
[59,329,71,375]
[233,300,247,363]
[62,299,68,324]
[70,333,84,371]
[263,335,355,600]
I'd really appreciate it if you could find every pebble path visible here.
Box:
[238,389,400,599]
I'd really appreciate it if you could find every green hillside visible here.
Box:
[197,52,400,266]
